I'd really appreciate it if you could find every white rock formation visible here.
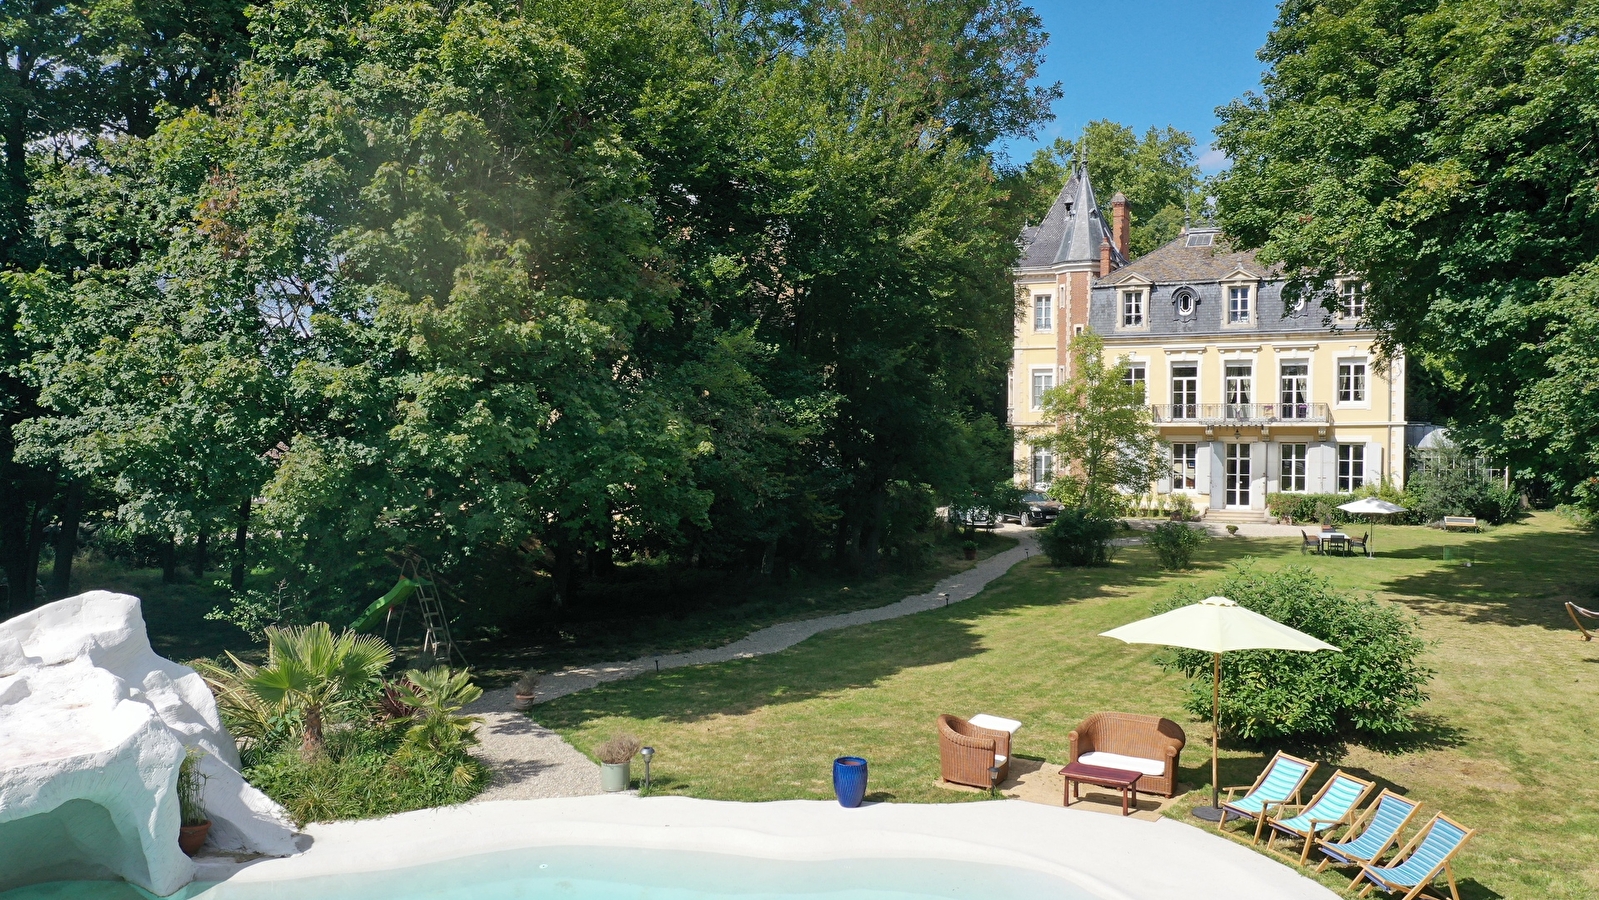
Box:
[0,591,298,895]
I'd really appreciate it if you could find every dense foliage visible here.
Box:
[1213,0,1599,509]
[1154,566,1432,741]
[0,0,1056,632]
[1036,509,1117,567]
[1146,522,1205,570]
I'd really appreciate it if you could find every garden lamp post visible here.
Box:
[641,746,655,793]
[1098,597,1339,822]
[987,765,1001,798]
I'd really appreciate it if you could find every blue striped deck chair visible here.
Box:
[1314,789,1422,877]
[1217,750,1316,837]
[1355,813,1475,900]
[1263,770,1375,863]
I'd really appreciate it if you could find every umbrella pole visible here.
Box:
[1211,650,1220,811]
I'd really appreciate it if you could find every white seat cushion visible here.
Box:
[969,713,1022,734]
[1078,751,1166,777]
[993,754,1007,765]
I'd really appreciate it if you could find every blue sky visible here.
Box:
[996,0,1282,174]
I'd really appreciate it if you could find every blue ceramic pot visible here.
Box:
[833,756,868,808]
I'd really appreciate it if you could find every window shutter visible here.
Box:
[1208,442,1226,508]
[1157,473,1172,494]
[1366,441,1383,487]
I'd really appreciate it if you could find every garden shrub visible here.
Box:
[1406,448,1522,524]
[1038,509,1117,567]
[1146,522,1205,570]
[1152,565,1432,741]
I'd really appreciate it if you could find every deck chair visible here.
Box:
[1567,601,1598,641]
[1348,532,1369,556]
[1263,770,1375,863]
[1355,813,1475,900]
[1314,789,1422,876]
[1217,751,1317,839]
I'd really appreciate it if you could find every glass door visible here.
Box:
[1225,443,1251,508]
[1280,363,1309,419]
[1224,364,1253,420]
[1171,364,1198,419]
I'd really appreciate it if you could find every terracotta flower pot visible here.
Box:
[513,693,536,711]
[179,821,211,856]
[963,548,976,560]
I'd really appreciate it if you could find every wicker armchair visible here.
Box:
[1067,711,1186,798]
[936,714,1011,788]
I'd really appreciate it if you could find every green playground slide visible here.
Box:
[350,577,418,632]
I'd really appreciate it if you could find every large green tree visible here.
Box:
[1032,333,1160,517]
[1211,0,1599,503]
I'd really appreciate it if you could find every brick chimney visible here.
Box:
[1111,192,1130,258]
[1099,237,1113,277]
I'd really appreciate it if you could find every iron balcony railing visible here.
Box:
[1150,402,1332,425]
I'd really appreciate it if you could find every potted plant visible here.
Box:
[512,669,540,711]
[1225,524,1239,536]
[176,748,210,856]
[961,539,977,560]
[597,733,641,792]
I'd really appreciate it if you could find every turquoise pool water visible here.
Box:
[2,846,1100,900]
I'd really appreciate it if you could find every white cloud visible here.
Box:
[1197,147,1231,172]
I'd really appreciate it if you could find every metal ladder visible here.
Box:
[386,553,467,667]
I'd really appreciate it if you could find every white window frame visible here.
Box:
[1336,357,1369,408]
[1338,443,1366,492]
[1170,442,1198,491]
[1029,366,1054,411]
[1224,361,1254,415]
[1033,294,1053,332]
[1338,279,1367,320]
[1226,284,1254,325]
[1169,360,1200,420]
[1123,362,1147,400]
[1030,447,1055,487]
[1119,289,1146,329]
[1279,359,1311,419]
[1280,442,1308,492]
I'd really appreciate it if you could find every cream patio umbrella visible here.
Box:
[1337,497,1407,556]
[1099,596,1340,821]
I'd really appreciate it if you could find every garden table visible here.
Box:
[1059,761,1142,816]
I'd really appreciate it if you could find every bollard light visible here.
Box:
[940,592,949,607]
[641,746,655,794]
[987,765,1001,797]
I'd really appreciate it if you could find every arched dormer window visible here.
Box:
[1173,288,1198,319]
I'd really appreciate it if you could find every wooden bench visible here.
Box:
[1443,516,1479,532]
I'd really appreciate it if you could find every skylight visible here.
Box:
[1186,233,1214,247]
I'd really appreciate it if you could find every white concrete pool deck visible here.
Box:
[200,795,1339,900]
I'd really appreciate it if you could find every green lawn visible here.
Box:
[536,513,1599,900]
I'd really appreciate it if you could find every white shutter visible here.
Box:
[1365,441,1383,487]
[1316,441,1338,493]
[1250,442,1268,509]
[1209,442,1226,508]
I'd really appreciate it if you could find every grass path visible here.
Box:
[535,513,1599,900]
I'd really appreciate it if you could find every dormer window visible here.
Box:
[1228,286,1252,323]
[1174,289,1197,317]
[1120,289,1145,328]
[1339,280,1366,319]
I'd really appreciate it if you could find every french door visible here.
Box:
[1171,364,1198,419]
[1224,364,1252,419]
[1225,443,1251,508]
[1280,363,1309,419]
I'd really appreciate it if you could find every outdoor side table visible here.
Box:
[1060,761,1142,816]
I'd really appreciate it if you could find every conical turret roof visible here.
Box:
[1017,164,1127,270]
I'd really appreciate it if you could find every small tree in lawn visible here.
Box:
[1032,333,1160,518]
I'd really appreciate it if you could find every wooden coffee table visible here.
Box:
[1059,761,1141,816]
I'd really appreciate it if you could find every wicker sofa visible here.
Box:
[936,714,1011,788]
[1067,711,1186,798]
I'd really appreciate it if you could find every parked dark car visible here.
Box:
[999,491,1062,527]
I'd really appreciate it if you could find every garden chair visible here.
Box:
[1314,789,1422,877]
[1348,532,1369,556]
[1300,530,1321,555]
[1354,813,1475,900]
[936,714,1010,789]
[1262,770,1375,863]
[1218,751,1317,838]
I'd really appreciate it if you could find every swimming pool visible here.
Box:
[1,846,1099,900]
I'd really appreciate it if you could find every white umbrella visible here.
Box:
[1337,497,1407,556]
[1100,596,1340,820]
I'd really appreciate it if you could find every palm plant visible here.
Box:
[392,666,483,761]
[244,623,394,759]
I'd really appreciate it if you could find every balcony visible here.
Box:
[1150,402,1332,426]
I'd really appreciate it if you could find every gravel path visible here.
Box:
[465,527,1039,801]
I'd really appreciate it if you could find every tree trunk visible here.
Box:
[193,526,209,576]
[549,542,574,608]
[161,535,178,584]
[861,488,887,574]
[50,480,84,597]
[231,497,251,591]
[301,705,324,759]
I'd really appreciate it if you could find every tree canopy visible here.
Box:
[1212,0,1599,506]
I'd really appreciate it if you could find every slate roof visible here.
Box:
[1098,227,1283,286]
[1017,165,1128,270]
